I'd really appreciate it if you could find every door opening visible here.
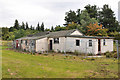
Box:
[98,39,101,52]
[50,40,52,50]
[16,40,18,48]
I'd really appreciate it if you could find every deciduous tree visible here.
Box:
[86,22,108,36]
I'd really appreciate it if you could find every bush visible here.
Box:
[105,51,117,58]
[44,53,48,56]
[74,50,79,56]
[33,53,35,55]
[87,53,94,56]
[61,51,65,54]
[85,58,95,61]
[57,49,61,53]
[49,50,54,53]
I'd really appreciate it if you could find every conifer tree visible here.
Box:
[14,19,19,30]
[25,22,29,30]
[41,22,44,32]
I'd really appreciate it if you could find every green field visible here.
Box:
[1,41,119,78]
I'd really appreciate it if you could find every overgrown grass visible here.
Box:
[1,40,119,78]
[1,40,12,46]
[2,47,118,78]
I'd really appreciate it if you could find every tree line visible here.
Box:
[10,20,45,32]
[1,4,120,40]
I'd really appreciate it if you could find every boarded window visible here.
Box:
[21,40,23,43]
[103,39,106,45]
[32,43,34,46]
[76,40,80,46]
[89,40,92,47]
[25,40,27,45]
[54,38,59,44]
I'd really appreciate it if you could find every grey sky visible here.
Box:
[0,0,119,28]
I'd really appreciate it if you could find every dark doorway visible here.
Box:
[98,39,101,52]
[50,40,52,50]
[16,40,18,48]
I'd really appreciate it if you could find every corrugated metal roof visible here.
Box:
[16,36,47,40]
[28,32,49,37]
[16,29,114,40]
[47,29,77,38]
[67,35,114,39]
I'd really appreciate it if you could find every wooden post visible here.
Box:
[116,40,119,59]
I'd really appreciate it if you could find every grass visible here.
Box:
[1,47,118,78]
[1,40,119,78]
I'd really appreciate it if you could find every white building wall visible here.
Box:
[36,37,48,52]
[65,37,98,54]
[101,39,113,53]
[70,30,83,35]
[21,40,25,50]
[118,1,120,23]
[35,36,113,54]
[48,37,66,52]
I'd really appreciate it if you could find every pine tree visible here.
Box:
[51,26,54,31]
[14,19,19,30]
[84,4,99,19]
[32,27,34,30]
[21,22,25,30]
[25,22,29,30]
[36,22,41,31]
[30,25,33,30]
[64,10,77,25]
[98,4,118,32]
[76,9,81,24]
[41,22,44,32]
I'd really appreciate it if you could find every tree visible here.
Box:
[8,32,15,40]
[66,22,80,30]
[51,26,54,31]
[2,27,10,40]
[30,25,33,30]
[84,4,99,19]
[41,22,44,32]
[76,9,81,24]
[98,4,118,32]
[32,26,35,30]
[21,22,25,30]
[55,25,66,31]
[64,10,78,25]
[25,22,29,30]
[86,22,108,36]
[45,28,50,31]
[80,10,98,33]
[9,27,15,32]
[36,22,41,31]
[13,19,19,30]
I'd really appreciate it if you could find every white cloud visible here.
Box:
[0,0,119,28]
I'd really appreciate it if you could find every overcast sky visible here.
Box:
[0,0,120,28]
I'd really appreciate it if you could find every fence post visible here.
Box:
[85,41,87,58]
[116,40,119,59]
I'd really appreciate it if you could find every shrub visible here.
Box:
[85,58,95,61]
[49,50,54,53]
[105,51,117,58]
[44,53,48,56]
[33,53,35,55]
[57,49,61,53]
[87,53,94,56]
[106,52,112,58]
[74,50,79,56]
[61,51,65,54]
